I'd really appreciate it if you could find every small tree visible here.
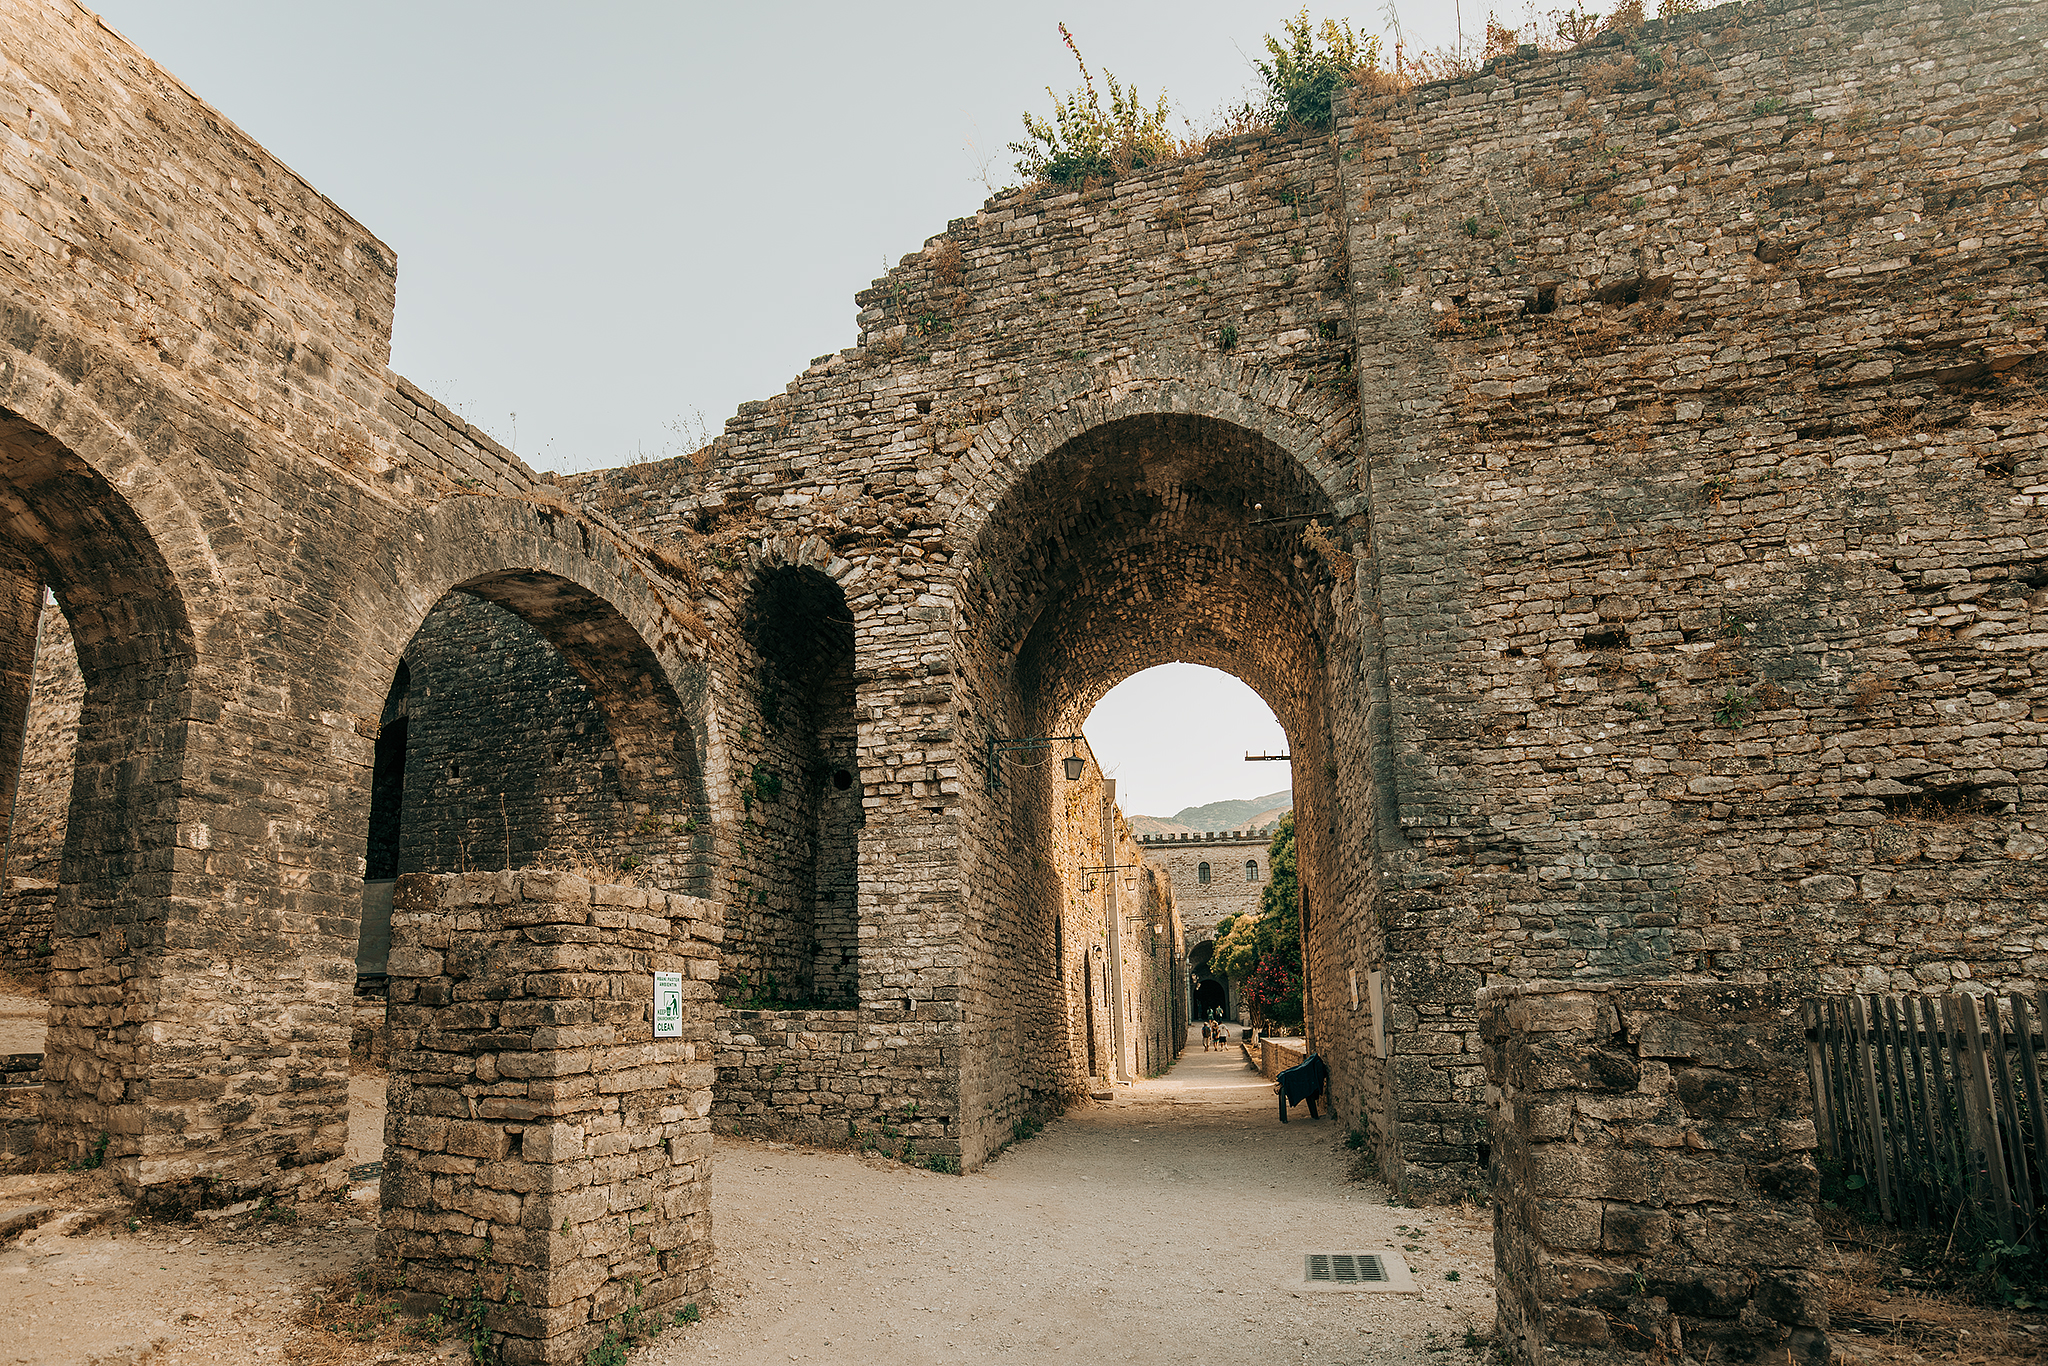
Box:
[1257,10,1383,130]
[1242,950,1304,1030]
[1204,814,1306,1028]
[1211,911,1259,982]
[1012,24,1179,186]
[1250,812,1306,1027]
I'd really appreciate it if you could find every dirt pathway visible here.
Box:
[0,1025,1493,1365]
[643,1026,1495,1365]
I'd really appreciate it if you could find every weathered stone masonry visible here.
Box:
[1482,982,1828,1366]
[1,0,2045,1228]
[382,870,718,1366]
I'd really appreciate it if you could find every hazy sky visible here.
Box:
[90,0,1476,467]
[77,1,1497,816]
[1083,666,1292,818]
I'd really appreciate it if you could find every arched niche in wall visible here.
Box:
[741,565,858,1005]
[372,575,706,898]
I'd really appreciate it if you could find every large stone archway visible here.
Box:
[950,404,1378,1162]
[0,0,2043,1227]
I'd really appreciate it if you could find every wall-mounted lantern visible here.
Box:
[986,734,1087,790]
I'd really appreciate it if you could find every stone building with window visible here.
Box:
[1138,827,1281,1022]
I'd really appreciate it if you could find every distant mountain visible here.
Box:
[1133,789,1292,835]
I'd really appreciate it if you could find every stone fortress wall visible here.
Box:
[0,0,2037,1242]
[1139,827,1280,947]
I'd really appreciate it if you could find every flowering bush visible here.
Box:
[1243,952,1303,1029]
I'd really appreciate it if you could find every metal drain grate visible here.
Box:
[348,1161,383,1181]
[1306,1253,1388,1284]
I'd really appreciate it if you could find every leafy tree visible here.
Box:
[1257,10,1383,130]
[1246,812,1305,1026]
[1012,24,1179,186]
[1206,814,1306,1028]
[1243,952,1303,1030]
[1211,912,1259,981]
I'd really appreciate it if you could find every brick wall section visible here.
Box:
[384,375,550,497]
[1481,981,1827,1366]
[1,1052,40,1157]
[0,884,57,979]
[1,599,79,978]
[381,870,718,1366]
[0,553,39,885]
[396,594,675,885]
[8,600,81,884]
[1258,1035,1307,1080]
[1333,0,2048,1195]
[712,1005,954,1156]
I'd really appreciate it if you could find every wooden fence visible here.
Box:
[1804,992,2048,1241]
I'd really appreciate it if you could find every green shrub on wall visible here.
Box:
[1012,24,1178,185]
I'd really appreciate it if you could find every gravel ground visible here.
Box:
[0,1026,1494,1366]
[640,1026,1495,1366]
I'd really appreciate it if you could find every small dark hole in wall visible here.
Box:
[902,998,912,1012]
[1534,284,1558,315]
[1477,1141,1491,1169]
[1582,627,1628,650]
[507,1130,523,1158]
[914,398,933,414]
[1880,785,2003,820]
[448,760,460,780]
[833,768,854,790]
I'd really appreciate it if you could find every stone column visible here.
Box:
[1480,981,1828,1366]
[381,870,721,1366]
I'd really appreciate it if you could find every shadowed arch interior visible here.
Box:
[958,409,1350,1116]
[0,411,195,937]
[381,571,708,895]
[0,409,200,1167]
[733,565,859,1004]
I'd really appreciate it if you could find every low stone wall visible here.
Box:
[381,871,721,1366]
[713,1006,956,1162]
[1,1051,39,1156]
[1257,1035,1307,1080]
[1480,981,1827,1366]
[0,880,55,979]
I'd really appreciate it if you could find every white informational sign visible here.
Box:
[653,971,683,1039]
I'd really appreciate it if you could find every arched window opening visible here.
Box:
[742,566,859,1005]
[1246,859,1259,882]
[1197,861,1211,884]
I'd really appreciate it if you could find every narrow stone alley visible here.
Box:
[648,1026,1496,1365]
